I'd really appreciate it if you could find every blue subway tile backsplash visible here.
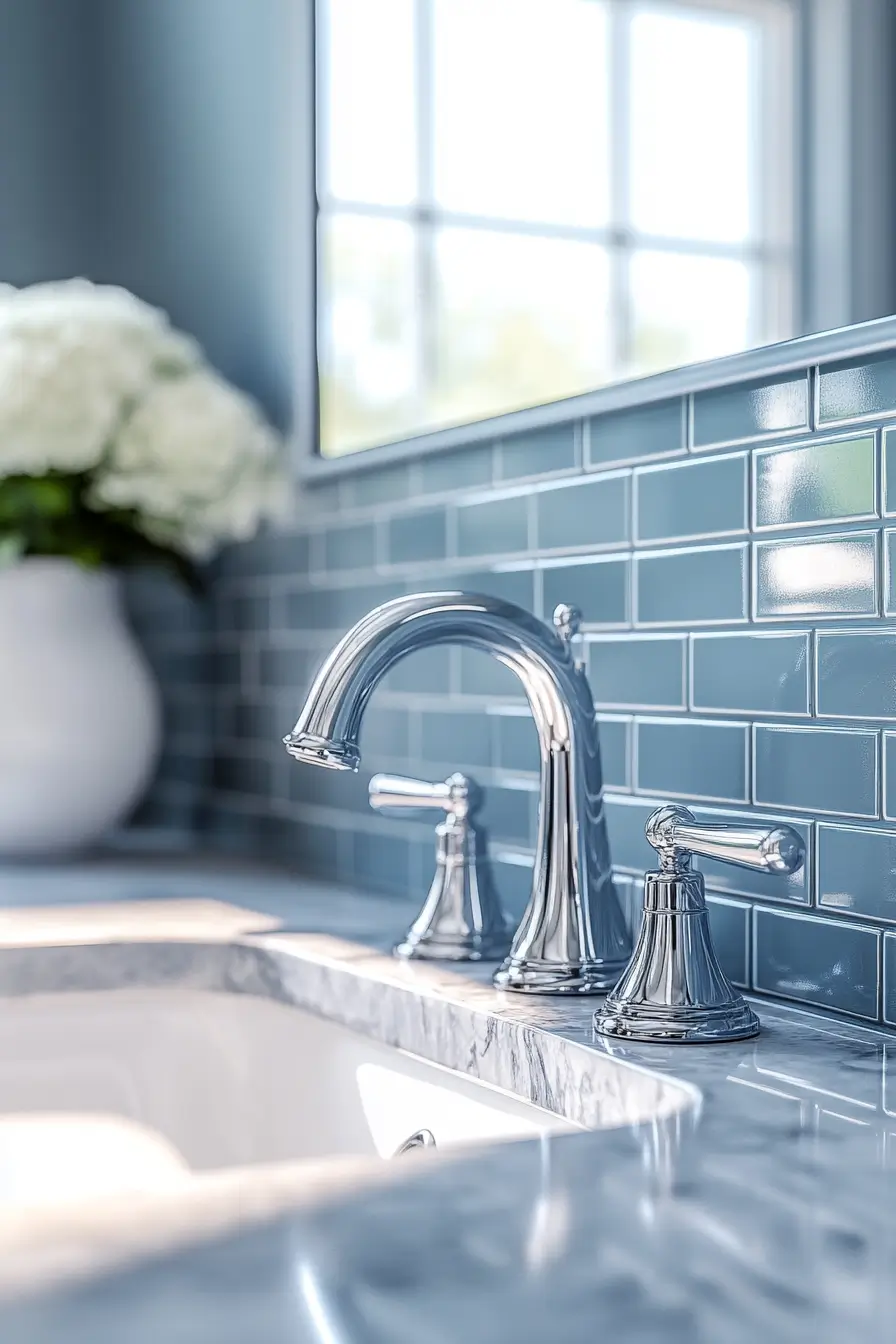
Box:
[754,725,878,819]
[138,331,896,1027]
[636,717,748,803]
[387,507,448,564]
[586,397,684,469]
[535,472,629,552]
[817,824,896,924]
[753,907,879,1020]
[456,492,530,557]
[816,629,896,718]
[691,373,809,448]
[707,896,751,988]
[498,423,580,481]
[754,532,879,619]
[817,351,896,425]
[634,452,748,544]
[753,435,877,529]
[588,635,687,710]
[541,554,629,625]
[636,543,748,625]
[691,631,810,716]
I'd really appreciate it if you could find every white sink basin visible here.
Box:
[0,988,580,1209]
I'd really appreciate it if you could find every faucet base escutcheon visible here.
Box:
[495,954,629,995]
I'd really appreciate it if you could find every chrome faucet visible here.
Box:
[595,804,805,1043]
[284,591,631,994]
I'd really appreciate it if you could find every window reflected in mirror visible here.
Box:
[316,0,795,457]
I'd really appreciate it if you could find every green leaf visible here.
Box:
[0,476,74,522]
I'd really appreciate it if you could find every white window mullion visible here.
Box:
[414,0,436,424]
[608,0,633,375]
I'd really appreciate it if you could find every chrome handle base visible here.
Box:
[368,771,510,963]
[594,804,805,1044]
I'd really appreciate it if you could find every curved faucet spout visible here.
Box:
[284,592,631,994]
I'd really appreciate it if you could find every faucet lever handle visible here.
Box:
[368,772,480,819]
[368,771,508,963]
[646,804,805,876]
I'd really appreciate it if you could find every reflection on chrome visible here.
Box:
[285,591,630,994]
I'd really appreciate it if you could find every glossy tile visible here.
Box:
[420,443,494,495]
[753,532,878,619]
[754,725,878,819]
[456,493,530,557]
[387,507,448,564]
[817,351,896,425]
[883,933,896,1026]
[380,645,452,695]
[535,473,629,551]
[635,453,747,543]
[258,645,318,692]
[596,715,631,790]
[817,629,896,718]
[636,544,748,626]
[587,397,684,469]
[612,872,642,938]
[885,531,896,615]
[458,648,526,699]
[358,708,411,762]
[588,634,686,710]
[753,435,876,529]
[347,462,414,508]
[351,831,414,896]
[692,373,808,448]
[293,580,408,633]
[707,896,751,988]
[323,522,377,572]
[883,430,896,516]
[491,854,535,924]
[818,824,896,924]
[446,566,535,611]
[498,423,580,480]
[604,793,662,873]
[420,709,492,771]
[635,717,749,803]
[690,631,809,717]
[214,530,311,581]
[753,907,879,1019]
[540,555,630,626]
[483,781,537,846]
[884,733,896,821]
[491,708,539,774]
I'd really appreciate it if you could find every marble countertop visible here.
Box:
[0,857,894,1343]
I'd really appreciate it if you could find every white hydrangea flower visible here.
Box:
[90,369,288,558]
[0,279,199,476]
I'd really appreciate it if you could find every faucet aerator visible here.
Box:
[282,732,359,772]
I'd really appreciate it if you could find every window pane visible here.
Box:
[320,0,416,205]
[629,251,751,373]
[630,7,755,242]
[433,0,609,226]
[319,214,419,457]
[433,229,611,427]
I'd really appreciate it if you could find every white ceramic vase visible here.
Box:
[0,558,161,856]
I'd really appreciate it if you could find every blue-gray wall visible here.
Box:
[156,347,896,1030]
[0,0,102,284]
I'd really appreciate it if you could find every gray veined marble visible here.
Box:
[1,864,896,1343]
